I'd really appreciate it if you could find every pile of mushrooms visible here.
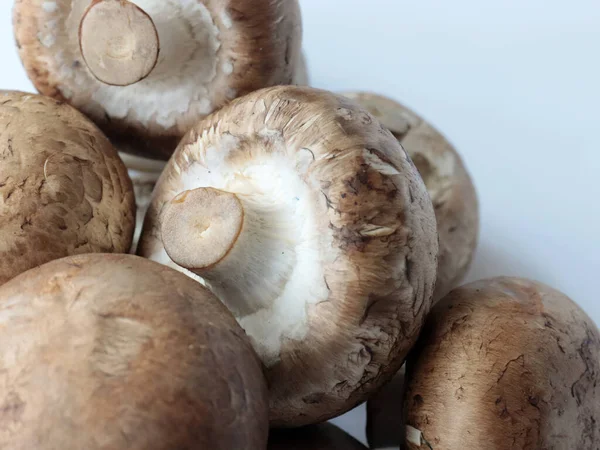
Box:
[0,1,595,449]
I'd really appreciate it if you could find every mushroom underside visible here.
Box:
[15,0,303,159]
[138,86,439,426]
[148,153,330,366]
[118,152,166,253]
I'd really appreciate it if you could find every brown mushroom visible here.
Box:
[117,150,167,252]
[138,85,439,426]
[0,90,135,285]
[13,0,303,159]
[342,92,479,302]
[0,253,269,450]
[269,423,367,450]
[348,92,479,448]
[404,277,600,449]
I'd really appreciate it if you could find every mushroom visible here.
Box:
[116,150,167,252]
[347,92,479,448]
[404,277,600,449]
[13,0,303,160]
[138,85,439,426]
[0,253,269,449]
[269,423,368,450]
[366,364,406,449]
[342,92,479,302]
[0,90,135,285]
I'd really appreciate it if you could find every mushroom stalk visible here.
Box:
[139,86,439,426]
[79,0,216,87]
[117,152,167,253]
[161,187,298,318]
[17,0,303,159]
[79,0,160,86]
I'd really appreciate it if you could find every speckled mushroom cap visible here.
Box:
[0,91,135,285]
[404,277,600,450]
[0,254,269,450]
[13,0,303,160]
[268,423,368,450]
[342,92,479,302]
[138,86,439,426]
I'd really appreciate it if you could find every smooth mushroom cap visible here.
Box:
[268,423,368,450]
[0,91,135,285]
[404,277,600,450]
[117,151,166,253]
[342,92,479,302]
[14,0,303,159]
[366,364,406,449]
[0,254,269,450]
[138,85,439,426]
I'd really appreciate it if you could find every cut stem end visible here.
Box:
[79,0,160,87]
[161,188,244,272]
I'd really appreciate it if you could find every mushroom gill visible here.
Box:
[139,86,439,426]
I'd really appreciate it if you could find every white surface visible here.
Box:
[2,1,599,446]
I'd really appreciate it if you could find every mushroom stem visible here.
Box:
[79,0,160,86]
[161,185,300,321]
[161,187,244,271]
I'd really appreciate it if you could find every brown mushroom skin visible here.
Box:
[342,93,479,302]
[0,91,135,285]
[268,423,367,450]
[138,86,439,426]
[353,93,478,448]
[0,254,269,450]
[404,277,600,450]
[13,0,303,160]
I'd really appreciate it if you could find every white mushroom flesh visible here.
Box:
[138,86,439,426]
[42,0,228,129]
[147,136,331,365]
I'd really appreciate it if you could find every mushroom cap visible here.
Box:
[14,0,303,159]
[0,91,135,285]
[138,85,439,426]
[268,423,367,450]
[342,92,479,302]
[404,277,600,449]
[0,253,269,450]
[366,364,406,449]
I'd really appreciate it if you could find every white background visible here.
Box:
[1,1,599,445]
